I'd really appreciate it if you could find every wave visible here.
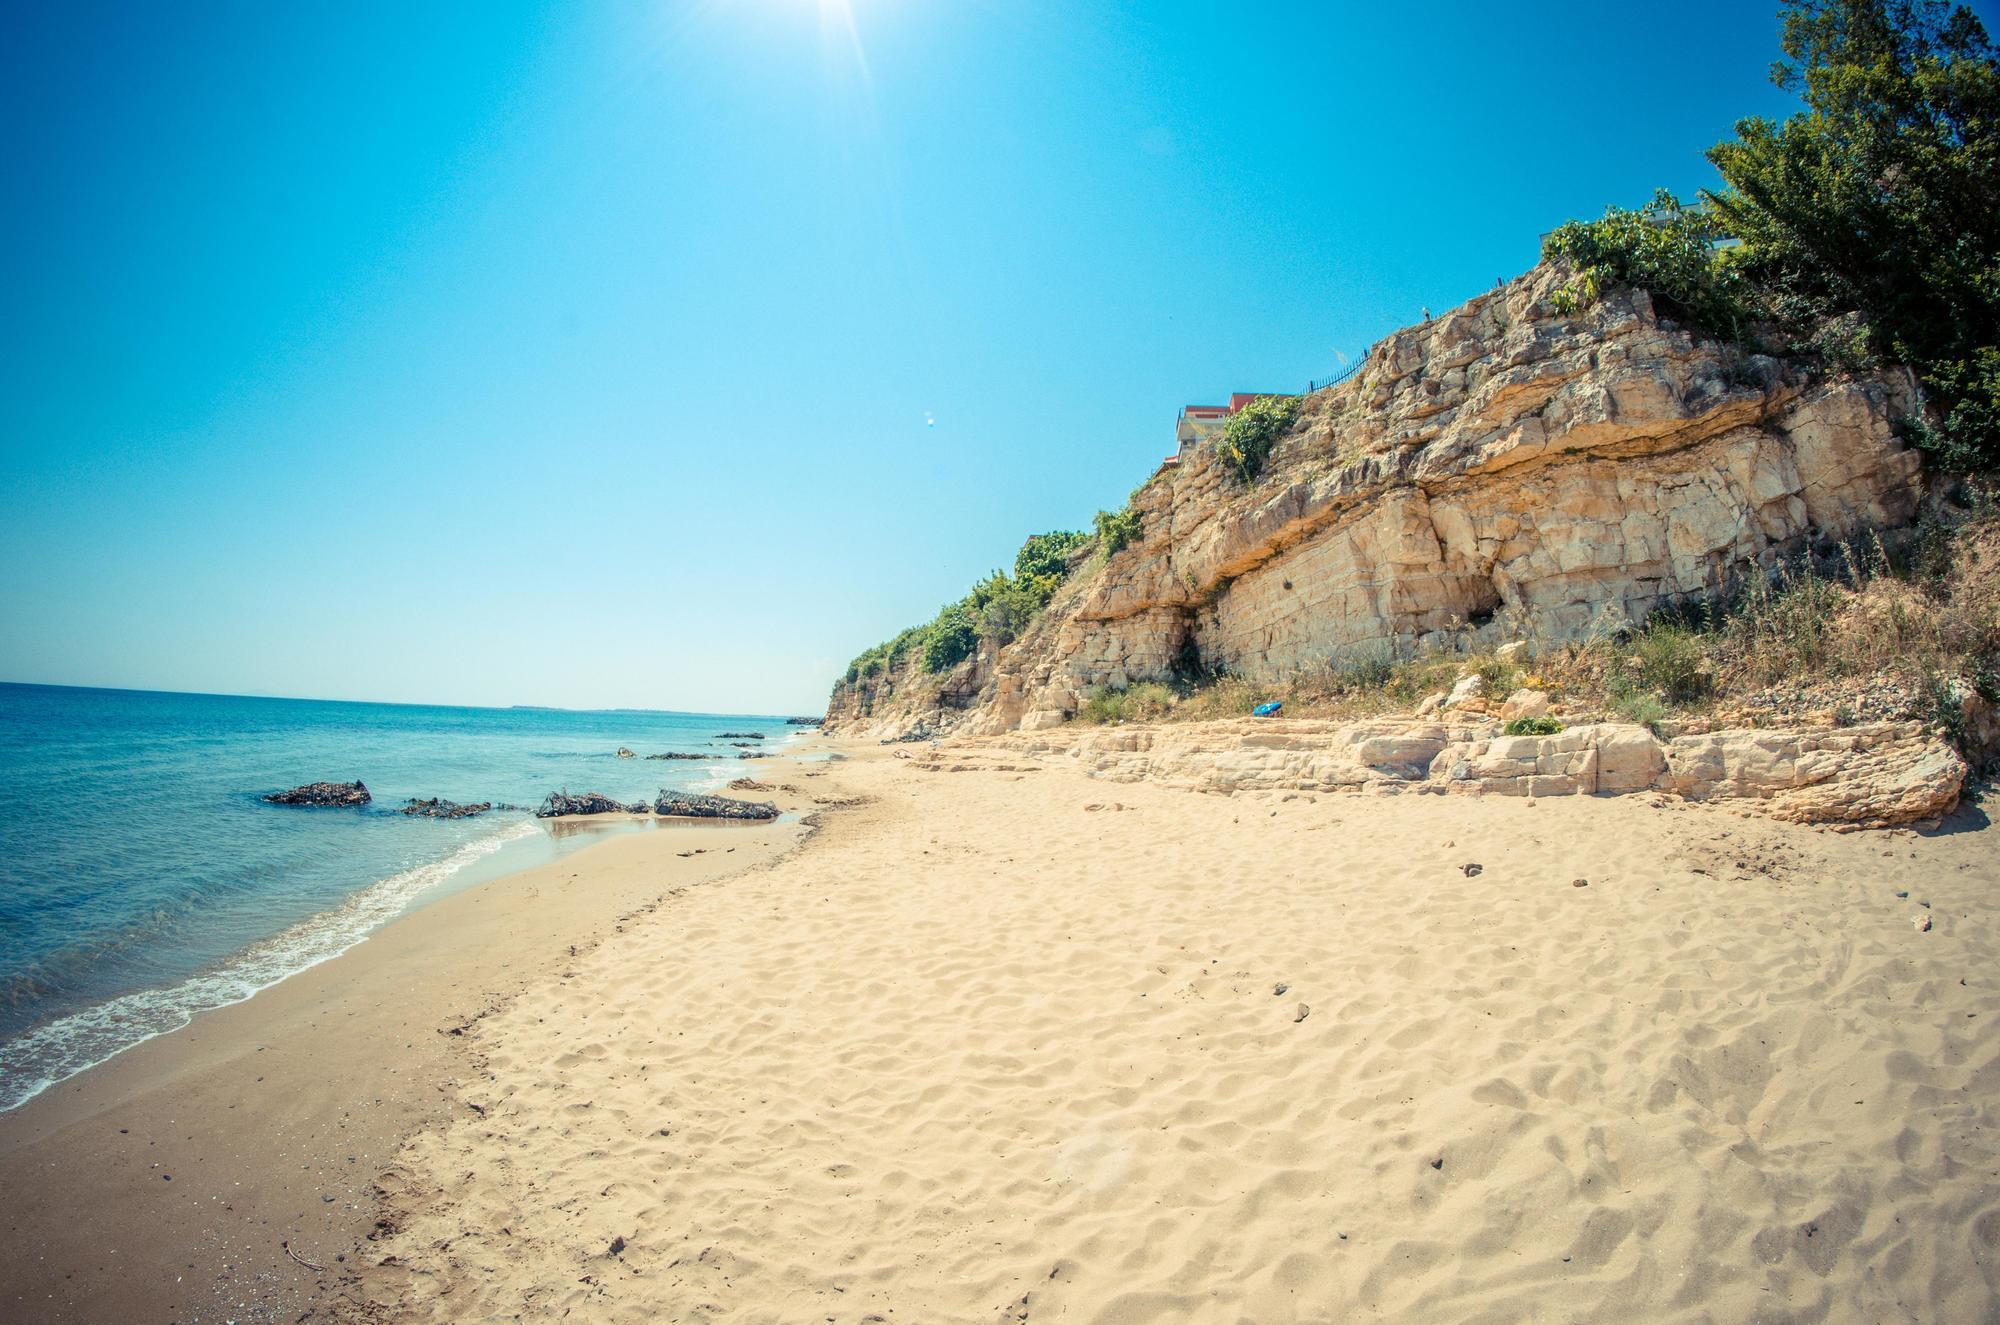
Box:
[0,819,541,1113]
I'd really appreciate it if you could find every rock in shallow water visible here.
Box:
[654,790,778,821]
[400,798,492,819]
[264,780,370,807]
[536,791,642,817]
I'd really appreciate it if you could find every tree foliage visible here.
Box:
[1708,0,2000,467]
[1542,0,2000,471]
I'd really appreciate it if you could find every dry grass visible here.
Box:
[1070,508,2000,750]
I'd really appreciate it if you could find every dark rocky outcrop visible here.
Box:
[265,781,371,807]
[654,790,778,820]
[785,717,823,726]
[645,752,714,760]
[615,747,637,759]
[715,731,766,739]
[536,791,644,818]
[400,798,493,819]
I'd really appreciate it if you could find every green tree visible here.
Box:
[1706,0,2000,468]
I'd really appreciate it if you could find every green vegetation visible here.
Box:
[1542,0,2000,472]
[1078,681,1178,724]
[1612,621,1712,704]
[1093,504,1142,554]
[839,528,1095,686]
[1543,191,1756,338]
[1503,715,1564,736]
[1214,395,1302,484]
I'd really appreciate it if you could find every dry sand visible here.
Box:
[305,743,2000,1323]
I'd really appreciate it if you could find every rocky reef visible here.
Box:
[264,780,371,807]
[827,264,1925,739]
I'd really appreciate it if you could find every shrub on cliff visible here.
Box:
[839,528,1093,688]
[1093,505,1143,554]
[921,604,979,673]
[1015,530,1091,587]
[1542,192,1760,339]
[1214,395,1302,484]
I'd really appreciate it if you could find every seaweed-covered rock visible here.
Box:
[615,747,637,759]
[653,790,778,820]
[645,751,714,760]
[537,790,644,818]
[401,798,493,819]
[715,731,766,739]
[265,781,371,807]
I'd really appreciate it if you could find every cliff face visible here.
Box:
[827,264,1925,738]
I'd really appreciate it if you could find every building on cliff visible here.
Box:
[1174,392,1293,453]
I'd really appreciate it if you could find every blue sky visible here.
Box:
[1,0,1826,713]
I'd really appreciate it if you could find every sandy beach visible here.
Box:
[0,787,816,1325]
[6,741,1998,1323]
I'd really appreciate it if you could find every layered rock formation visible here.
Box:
[980,716,1966,830]
[827,264,1925,737]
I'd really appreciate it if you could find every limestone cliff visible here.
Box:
[827,264,1925,738]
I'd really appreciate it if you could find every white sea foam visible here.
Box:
[0,818,541,1113]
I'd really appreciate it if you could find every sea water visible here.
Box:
[0,681,803,1111]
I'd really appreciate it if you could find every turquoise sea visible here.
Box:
[0,682,803,1111]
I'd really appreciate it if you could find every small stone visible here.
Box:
[1461,863,1483,877]
[322,1194,335,1203]
[1914,913,1932,932]
[1895,890,1909,898]
[1273,983,1289,996]
[1429,1156,1444,1171]
[1572,878,1589,888]
[1293,1003,1311,1023]
[609,1236,626,1256]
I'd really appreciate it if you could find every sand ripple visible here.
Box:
[352,754,2000,1323]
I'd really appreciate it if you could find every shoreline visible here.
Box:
[0,748,836,1325]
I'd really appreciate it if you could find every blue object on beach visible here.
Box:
[1253,701,1283,717]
